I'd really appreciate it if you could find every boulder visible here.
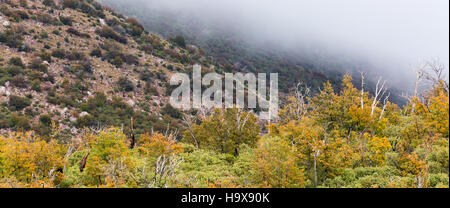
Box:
[69,117,77,123]
[61,107,68,115]
[99,18,106,26]
[79,111,90,117]
[127,99,136,107]
[0,86,10,96]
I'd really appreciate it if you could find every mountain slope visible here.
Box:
[0,0,207,139]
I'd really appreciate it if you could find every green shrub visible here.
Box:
[10,113,31,130]
[51,48,66,59]
[8,57,25,68]
[37,114,53,136]
[31,79,41,92]
[0,29,24,49]
[40,31,49,39]
[139,71,154,81]
[3,9,29,21]
[77,60,93,73]
[19,0,28,8]
[79,2,97,16]
[111,56,124,67]
[65,50,86,61]
[36,13,58,25]
[75,114,94,128]
[8,95,31,111]
[139,43,154,54]
[28,58,48,72]
[123,54,139,65]
[89,48,102,57]
[117,77,134,92]
[43,0,56,7]
[59,16,73,26]
[3,65,23,76]
[67,27,91,38]
[96,26,127,44]
[126,18,144,36]
[144,82,159,96]
[62,0,79,9]
[40,52,52,63]
[170,35,186,48]
[161,104,182,119]
[10,75,27,88]
[39,114,52,126]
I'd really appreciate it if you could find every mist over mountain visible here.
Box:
[100,0,449,94]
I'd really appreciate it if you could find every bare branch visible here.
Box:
[371,77,388,117]
[379,92,390,120]
[360,72,365,109]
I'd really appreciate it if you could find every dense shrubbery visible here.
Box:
[36,13,59,25]
[40,51,52,63]
[61,0,80,9]
[3,9,29,21]
[31,79,41,92]
[43,0,56,7]
[0,132,65,186]
[65,50,86,61]
[8,95,31,111]
[51,48,67,59]
[59,16,73,26]
[0,59,27,86]
[0,29,26,50]
[89,48,102,57]
[36,114,53,136]
[96,26,127,44]
[28,58,48,72]
[161,104,182,119]
[67,27,91,38]
[99,41,139,67]
[8,57,25,68]
[170,35,186,48]
[10,74,27,88]
[117,77,134,92]
[0,111,31,131]
[126,17,144,36]
[137,34,164,52]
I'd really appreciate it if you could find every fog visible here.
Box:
[102,0,449,88]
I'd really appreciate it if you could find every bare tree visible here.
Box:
[360,72,365,109]
[152,154,183,188]
[182,115,200,148]
[419,58,449,92]
[379,92,390,121]
[405,58,448,114]
[105,157,128,188]
[371,77,389,117]
[294,82,311,118]
[236,108,251,132]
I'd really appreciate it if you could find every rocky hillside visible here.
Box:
[0,0,213,141]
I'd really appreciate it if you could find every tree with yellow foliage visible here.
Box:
[183,107,260,155]
[252,136,305,188]
[138,132,183,158]
[0,132,66,187]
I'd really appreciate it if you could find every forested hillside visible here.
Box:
[0,0,448,188]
